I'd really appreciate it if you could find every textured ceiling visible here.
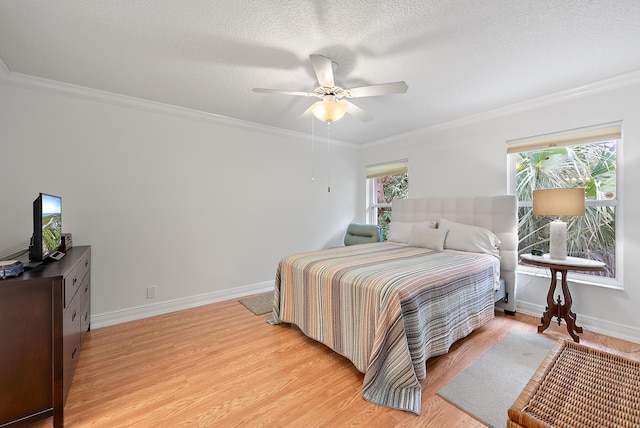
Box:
[1,1,640,145]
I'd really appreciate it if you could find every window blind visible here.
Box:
[366,159,408,179]
[506,121,622,154]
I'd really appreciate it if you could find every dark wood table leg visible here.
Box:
[538,267,582,343]
[537,270,558,334]
[558,268,582,342]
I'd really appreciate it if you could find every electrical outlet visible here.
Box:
[147,286,157,299]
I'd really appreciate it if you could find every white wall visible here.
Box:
[361,72,640,343]
[0,72,360,327]
[4,65,639,342]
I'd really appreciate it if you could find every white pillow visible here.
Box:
[438,218,501,257]
[388,220,437,243]
[409,225,448,251]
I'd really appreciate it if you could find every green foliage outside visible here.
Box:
[375,173,408,240]
[515,142,616,277]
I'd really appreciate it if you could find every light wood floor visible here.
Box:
[31,298,640,427]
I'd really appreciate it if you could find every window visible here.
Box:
[508,122,621,287]
[366,160,408,240]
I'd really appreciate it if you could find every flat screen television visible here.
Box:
[28,193,63,263]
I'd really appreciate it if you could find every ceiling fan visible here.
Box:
[253,54,408,122]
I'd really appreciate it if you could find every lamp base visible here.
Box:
[549,220,567,260]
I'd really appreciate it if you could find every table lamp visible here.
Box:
[532,188,585,260]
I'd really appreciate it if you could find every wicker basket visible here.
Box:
[508,339,640,428]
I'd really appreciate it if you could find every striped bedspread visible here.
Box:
[271,242,498,415]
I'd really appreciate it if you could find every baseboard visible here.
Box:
[516,300,640,344]
[92,286,640,344]
[91,281,274,329]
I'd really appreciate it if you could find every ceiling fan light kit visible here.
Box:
[254,54,408,123]
[311,97,347,122]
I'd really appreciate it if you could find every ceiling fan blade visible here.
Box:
[298,105,312,119]
[253,88,318,97]
[344,81,408,98]
[309,54,335,88]
[345,101,374,122]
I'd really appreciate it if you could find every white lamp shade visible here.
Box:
[311,100,347,122]
[533,188,585,260]
[533,188,585,216]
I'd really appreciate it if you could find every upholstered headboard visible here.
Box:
[391,195,518,314]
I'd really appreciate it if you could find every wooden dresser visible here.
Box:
[0,246,91,427]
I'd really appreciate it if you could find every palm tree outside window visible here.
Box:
[508,122,620,286]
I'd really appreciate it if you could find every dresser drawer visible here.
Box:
[80,274,91,340]
[62,295,81,405]
[64,251,91,308]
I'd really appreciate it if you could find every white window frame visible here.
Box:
[507,122,623,290]
[366,179,388,224]
[365,160,408,226]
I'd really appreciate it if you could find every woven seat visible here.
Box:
[508,340,640,428]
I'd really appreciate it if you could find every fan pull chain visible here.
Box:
[326,121,331,192]
[311,114,315,181]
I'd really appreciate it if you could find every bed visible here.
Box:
[269,195,518,414]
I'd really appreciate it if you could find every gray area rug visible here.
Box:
[239,292,273,315]
[437,329,555,428]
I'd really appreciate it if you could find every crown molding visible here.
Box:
[364,68,640,149]
[5,58,637,152]
[0,66,357,150]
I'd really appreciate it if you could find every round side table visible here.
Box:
[520,253,605,342]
